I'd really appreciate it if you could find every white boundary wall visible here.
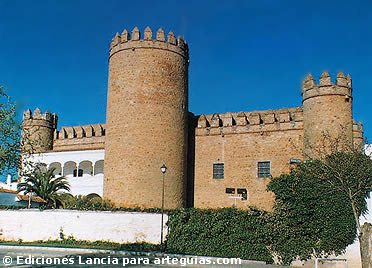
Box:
[0,210,167,244]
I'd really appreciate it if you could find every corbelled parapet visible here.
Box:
[22,108,58,153]
[302,72,352,102]
[51,124,106,152]
[109,26,189,59]
[196,107,304,136]
[55,124,105,139]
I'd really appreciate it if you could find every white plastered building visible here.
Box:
[26,149,104,197]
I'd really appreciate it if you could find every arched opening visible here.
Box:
[94,160,104,175]
[86,193,102,201]
[63,161,77,177]
[35,162,47,173]
[49,162,62,176]
[79,161,93,176]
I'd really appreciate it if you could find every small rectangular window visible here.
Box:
[213,163,224,179]
[258,161,270,177]
[226,188,235,194]
[237,188,248,200]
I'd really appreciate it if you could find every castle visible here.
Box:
[22,26,364,211]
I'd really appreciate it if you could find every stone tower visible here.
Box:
[22,108,58,153]
[302,72,354,158]
[104,26,189,209]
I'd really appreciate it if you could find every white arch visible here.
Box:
[49,162,62,176]
[86,193,102,200]
[79,160,93,176]
[94,160,104,175]
[63,161,77,177]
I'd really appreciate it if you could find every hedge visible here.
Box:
[166,207,273,263]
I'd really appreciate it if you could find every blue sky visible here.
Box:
[0,0,371,139]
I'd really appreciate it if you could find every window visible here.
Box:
[225,188,235,194]
[213,163,224,179]
[73,169,83,177]
[258,161,270,177]
[237,188,247,200]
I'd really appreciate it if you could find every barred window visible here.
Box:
[258,161,270,177]
[213,163,224,179]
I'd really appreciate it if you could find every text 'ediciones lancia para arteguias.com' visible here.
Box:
[2,255,243,266]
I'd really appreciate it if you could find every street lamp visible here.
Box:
[160,164,167,248]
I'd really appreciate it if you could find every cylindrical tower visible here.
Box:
[302,72,353,158]
[104,26,189,209]
[22,108,58,153]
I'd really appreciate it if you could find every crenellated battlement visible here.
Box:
[51,124,105,152]
[55,124,105,140]
[109,26,188,59]
[352,120,364,151]
[302,72,352,102]
[353,119,363,131]
[195,107,304,136]
[22,108,58,152]
[22,108,58,129]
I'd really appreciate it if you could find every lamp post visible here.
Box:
[160,164,167,248]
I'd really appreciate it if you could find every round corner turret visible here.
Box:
[22,108,58,153]
[302,72,354,158]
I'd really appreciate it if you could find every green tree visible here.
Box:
[0,87,23,180]
[268,151,372,266]
[17,167,71,208]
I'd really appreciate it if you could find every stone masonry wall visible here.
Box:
[194,108,304,211]
[52,124,105,152]
[104,27,189,209]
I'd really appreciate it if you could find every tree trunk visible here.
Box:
[360,222,372,268]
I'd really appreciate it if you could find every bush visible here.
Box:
[60,195,164,213]
[0,205,23,210]
[268,171,358,265]
[166,208,273,263]
[61,195,115,210]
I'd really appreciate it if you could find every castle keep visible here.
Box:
[23,26,364,211]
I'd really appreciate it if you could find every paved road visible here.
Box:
[0,245,290,267]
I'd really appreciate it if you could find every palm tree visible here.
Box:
[17,166,70,208]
